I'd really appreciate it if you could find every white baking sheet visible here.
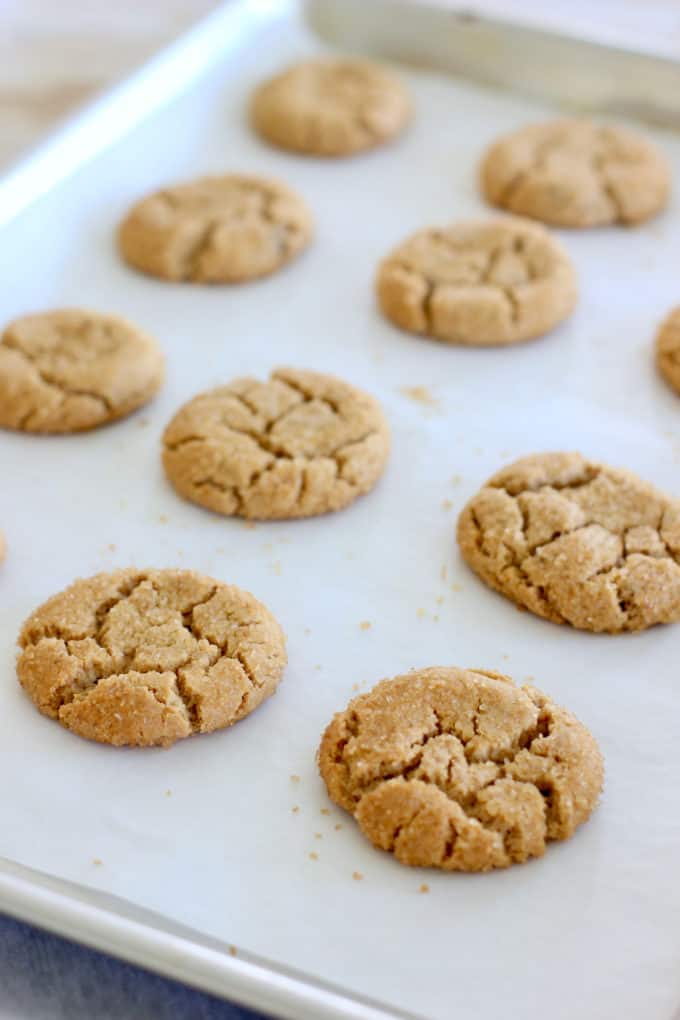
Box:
[1,3,680,1019]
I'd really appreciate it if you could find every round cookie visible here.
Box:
[319,667,603,872]
[457,452,680,633]
[376,217,576,346]
[655,306,680,395]
[162,367,390,520]
[250,59,411,157]
[0,309,164,434]
[118,175,313,283]
[17,568,287,748]
[480,119,671,228]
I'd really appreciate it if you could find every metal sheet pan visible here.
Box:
[1,2,679,1018]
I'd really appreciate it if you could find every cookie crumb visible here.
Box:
[320,808,330,816]
[433,614,440,622]
[416,607,427,618]
[137,416,150,428]
[525,675,535,683]
[92,858,103,867]
[158,514,168,524]
[271,560,282,575]
[309,852,319,861]
[440,564,447,581]
[334,823,343,831]
[352,871,363,881]
[292,806,300,813]
[314,832,323,839]
[228,945,237,957]
[436,596,444,605]
[315,664,322,671]
[419,883,430,894]
[441,499,453,511]
[502,653,510,661]
[243,521,256,530]
[399,385,437,408]
[164,789,172,797]
[107,543,116,552]
[451,474,461,486]
[290,774,301,783]
[352,683,360,691]
[359,620,371,631]
[451,582,462,592]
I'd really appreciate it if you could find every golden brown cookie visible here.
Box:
[250,59,411,157]
[376,217,576,346]
[17,568,287,747]
[0,309,164,433]
[118,175,313,283]
[319,667,603,872]
[457,452,680,633]
[480,119,671,227]
[655,306,680,395]
[162,368,390,520]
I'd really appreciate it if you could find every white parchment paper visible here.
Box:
[1,9,679,1020]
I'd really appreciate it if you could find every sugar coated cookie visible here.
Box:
[481,119,670,227]
[376,217,576,346]
[18,568,287,747]
[162,368,390,520]
[250,59,411,157]
[655,306,680,396]
[457,452,680,632]
[319,667,603,872]
[0,309,164,433]
[118,175,312,283]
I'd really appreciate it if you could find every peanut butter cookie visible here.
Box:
[0,309,164,433]
[655,306,680,396]
[250,59,411,157]
[17,568,287,747]
[118,174,312,283]
[481,119,670,227]
[319,667,603,872]
[376,217,576,346]
[162,368,390,520]
[457,452,680,632]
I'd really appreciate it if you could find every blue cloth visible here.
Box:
[0,914,266,1020]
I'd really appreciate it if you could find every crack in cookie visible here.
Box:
[162,368,390,520]
[318,667,603,871]
[457,452,680,632]
[481,119,671,228]
[0,309,164,433]
[17,568,287,747]
[118,175,313,283]
[375,217,576,346]
[250,59,411,158]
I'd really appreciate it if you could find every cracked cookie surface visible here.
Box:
[375,217,576,346]
[250,59,411,157]
[118,175,313,283]
[162,368,390,520]
[319,667,603,872]
[655,307,680,396]
[457,452,680,633]
[0,309,164,433]
[481,119,671,227]
[17,568,287,747]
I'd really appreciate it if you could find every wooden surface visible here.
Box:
[0,0,218,169]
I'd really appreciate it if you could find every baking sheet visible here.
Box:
[1,2,680,1019]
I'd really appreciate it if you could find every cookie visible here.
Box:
[376,217,576,346]
[481,119,671,227]
[250,59,411,157]
[457,452,680,633]
[655,306,680,395]
[17,568,286,748]
[319,667,603,872]
[0,309,164,433]
[162,368,390,520]
[118,175,313,283]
